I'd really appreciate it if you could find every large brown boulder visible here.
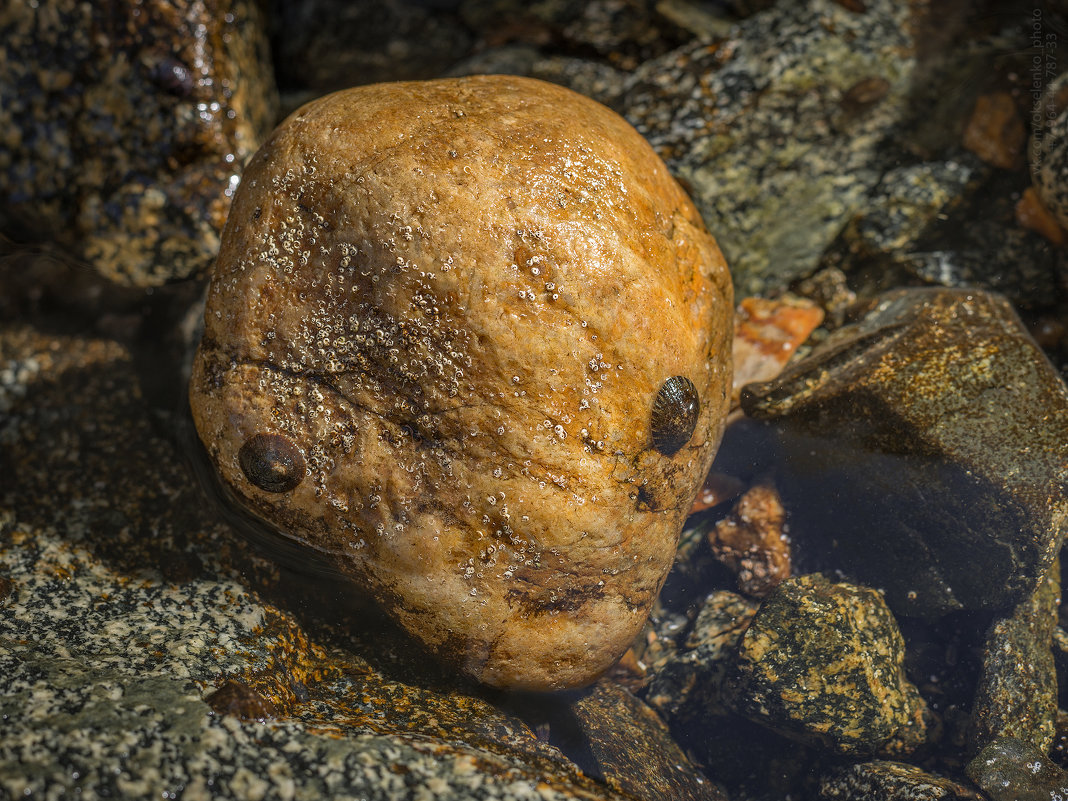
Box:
[189,75,733,690]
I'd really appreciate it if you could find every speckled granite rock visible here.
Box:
[742,288,1068,619]
[189,75,734,691]
[0,0,277,286]
[619,0,919,296]
[725,574,929,757]
[967,736,1068,801]
[819,760,983,801]
[1032,71,1068,230]
[0,320,643,801]
[970,558,1060,753]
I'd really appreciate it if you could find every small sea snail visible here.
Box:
[651,376,700,456]
[189,75,733,691]
[238,433,306,493]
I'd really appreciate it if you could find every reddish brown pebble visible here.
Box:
[205,679,278,721]
[732,296,824,406]
[963,92,1025,170]
[710,484,791,597]
[1016,187,1066,247]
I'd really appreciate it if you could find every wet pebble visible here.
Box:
[189,75,734,690]
[725,573,930,757]
[708,483,791,597]
[966,736,1068,801]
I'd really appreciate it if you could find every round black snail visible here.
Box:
[650,376,699,456]
[238,433,306,493]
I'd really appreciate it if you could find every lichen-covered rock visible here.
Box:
[0,0,277,286]
[967,736,1068,801]
[820,760,983,801]
[725,574,929,757]
[189,75,734,690]
[970,558,1060,753]
[742,288,1068,619]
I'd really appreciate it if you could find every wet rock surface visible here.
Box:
[618,0,919,297]
[819,760,983,801]
[189,75,734,690]
[970,559,1060,753]
[7,2,1068,799]
[0,0,278,286]
[743,287,1068,619]
[725,574,930,757]
[967,736,1068,801]
[567,679,726,801]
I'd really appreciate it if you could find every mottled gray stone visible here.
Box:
[971,559,1060,753]
[819,760,983,801]
[619,0,918,296]
[967,736,1068,801]
[725,574,929,757]
[742,288,1068,619]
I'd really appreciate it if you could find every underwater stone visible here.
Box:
[967,736,1068,801]
[742,287,1068,619]
[189,75,734,690]
[568,679,727,801]
[819,760,983,801]
[970,558,1060,754]
[725,574,929,757]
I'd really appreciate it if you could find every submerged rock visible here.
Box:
[189,75,734,690]
[970,558,1060,753]
[742,287,1068,619]
[967,736,1068,801]
[0,0,277,286]
[568,680,726,801]
[708,483,791,597]
[725,574,929,757]
[820,760,983,801]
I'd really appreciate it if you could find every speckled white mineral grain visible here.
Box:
[189,75,733,690]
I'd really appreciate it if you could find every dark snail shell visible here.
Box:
[650,376,699,456]
[238,433,306,493]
